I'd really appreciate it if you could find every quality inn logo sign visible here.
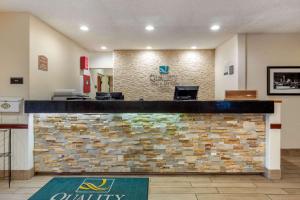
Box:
[159,65,169,74]
[50,178,125,200]
[77,178,114,193]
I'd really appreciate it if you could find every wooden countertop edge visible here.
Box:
[0,124,28,129]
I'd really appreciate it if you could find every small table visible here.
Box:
[0,124,28,188]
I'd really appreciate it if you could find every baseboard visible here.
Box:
[0,168,34,180]
[264,168,281,180]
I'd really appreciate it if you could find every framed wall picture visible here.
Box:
[267,66,300,95]
[38,55,48,71]
[224,65,234,76]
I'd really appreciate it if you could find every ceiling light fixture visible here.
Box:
[101,46,107,50]
[145,25,155,31]
[80,25,89,32]
[191,46,197,49]
[210,24,220,31]
[146,46,152,49]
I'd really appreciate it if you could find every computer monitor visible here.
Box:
[96,92,124,100]
[110,92,124,100]
[174,86,199,100]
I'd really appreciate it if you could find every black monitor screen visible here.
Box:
[96,92,124,100]
[174,86,199,100]
[110,92,124,100]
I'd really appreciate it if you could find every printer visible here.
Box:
[51,89,91,100]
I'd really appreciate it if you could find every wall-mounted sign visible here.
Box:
[10,77,23,84]
[150,65,177,88]
[150,74,177,87]
[224,65,234,76]
[38,55,48,71]
[159,66,169,74]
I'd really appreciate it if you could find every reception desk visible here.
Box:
[25,100,281,178]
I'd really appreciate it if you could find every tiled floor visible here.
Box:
[0,152,299,200]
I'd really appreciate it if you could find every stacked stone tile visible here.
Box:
[33,113,265,173]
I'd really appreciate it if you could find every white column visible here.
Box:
[27,113,34,171]
[265,102,282,179]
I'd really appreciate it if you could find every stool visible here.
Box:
[0,124,28,188]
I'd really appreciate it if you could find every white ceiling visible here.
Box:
[1,0,300,51]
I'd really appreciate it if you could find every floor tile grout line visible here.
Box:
[266,194,274,200]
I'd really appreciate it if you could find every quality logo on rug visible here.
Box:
[28,177,148,200]
[76,178,114,193]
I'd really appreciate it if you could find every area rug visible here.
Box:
[28,177,149,200]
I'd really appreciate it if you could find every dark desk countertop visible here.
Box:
[24,100,274,114]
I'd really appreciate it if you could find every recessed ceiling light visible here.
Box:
[145,25,155,31]
[101,46,107,50]
[146,46,152,49]
[80,25,89,31]
[191,46,197,49]
[210,24,220,31]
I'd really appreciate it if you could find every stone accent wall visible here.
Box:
[34,113,265,173]
[113,50,215,100]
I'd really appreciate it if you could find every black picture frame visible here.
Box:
[267,66,300,95]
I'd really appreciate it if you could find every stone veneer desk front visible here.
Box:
[25,100,282,179]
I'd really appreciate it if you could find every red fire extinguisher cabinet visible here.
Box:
[80,56,89,70]
[83,75,91,93]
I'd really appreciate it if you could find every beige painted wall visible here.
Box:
[29,15,88,99]
[0,12,31,171]
[0,12,90,171]
[0,12,29,99]
[215,36,239,99]
[0,13,88,100]
[215,34,247,99]
[114,50,215,100]
[246,34,300,149]
[89,52,113,69]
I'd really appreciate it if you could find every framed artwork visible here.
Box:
[38,55,48,71]
[267,66,300,95]
[224,65,234,76]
